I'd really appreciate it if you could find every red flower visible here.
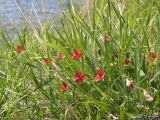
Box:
[125,58,130,65]
[16,44,24,54]
[72,50,82,60]
[151,52,157,60]
[146,52,157,62]
[44,58,52,65]
[126,79,134,88]
[74,71,86,84]
[95,68,105,81]
[57,53,64,61]
[60,81,68,92]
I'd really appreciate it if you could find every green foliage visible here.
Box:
[0,0,160,119]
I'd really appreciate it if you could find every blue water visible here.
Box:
[0,0,85,29]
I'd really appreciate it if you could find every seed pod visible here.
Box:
[143,90,153,102]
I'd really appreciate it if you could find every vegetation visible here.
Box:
[0,0,160,119]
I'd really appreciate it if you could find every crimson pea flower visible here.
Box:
[74,71,86,84]
[60,81,68,92]
[16,44,24,54]
[95,68,105,81]
[125,58,130,65]
[126,79,134,88]
[72,49,82,60]
[146,52,157,62]
[151,52,157,61]
[57,53,64,61]
[44,58,52,65]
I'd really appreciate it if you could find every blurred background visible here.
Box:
[0,0,86,30]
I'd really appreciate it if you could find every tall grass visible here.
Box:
[0,0,160,119]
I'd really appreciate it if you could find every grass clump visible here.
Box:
[0,0,160,119]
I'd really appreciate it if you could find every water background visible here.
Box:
[0,0,85,30]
